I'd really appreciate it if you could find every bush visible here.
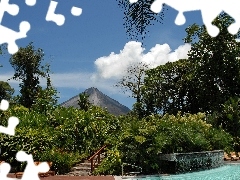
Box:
[0,104,233,175]
[0,104,119,174]
[153,112,233,153]
[207,97,240,152]
[101,113,233,175]
[92,148,122,175]
[38,148,85,175]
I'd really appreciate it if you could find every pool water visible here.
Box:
[124,164,240,180]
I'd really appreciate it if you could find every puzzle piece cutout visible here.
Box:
[71,6,82,16]
[0,116,19,136]
[0,0,19,23]
[0,162,18,180]
[0,100,19,135]
[0,151,49,180]
[46,0,82,26]
[0,100,18,180]
[0,21,30,54]
[0,0,36,54]
[25,0,37,6]
[130,0,240,37]
[46,0,65,26]
[0,99,9,111]
[0,0,82,54]
[16,151,50,180]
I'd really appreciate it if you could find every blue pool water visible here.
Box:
[124,164,240,180]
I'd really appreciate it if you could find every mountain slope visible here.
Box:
[60,87,130,116]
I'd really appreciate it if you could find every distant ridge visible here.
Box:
[60,87,130,116]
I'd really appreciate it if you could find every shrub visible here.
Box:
[92,148,122,176]
[102,113,233,175]
[0,104,119,174]
[38,148,85,175]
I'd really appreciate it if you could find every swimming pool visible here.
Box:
[123,164,240,180]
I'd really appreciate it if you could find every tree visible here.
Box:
[78,92,91,111]
[116,62,149,117]
[141,13,240,115]
[32,64,59,114]
[206,96,240,152]
[184,13,240,113]
[0,81,14,101]
[142,59,195,115]
[9,42,48,108]
[116,0,166,41]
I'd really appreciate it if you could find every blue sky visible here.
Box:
[0,0,204,109]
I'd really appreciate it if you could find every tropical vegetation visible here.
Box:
[0,13,239,175]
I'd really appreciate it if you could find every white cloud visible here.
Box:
[93,41,144,79]
[93,41,191,79]
[0,41,191,100]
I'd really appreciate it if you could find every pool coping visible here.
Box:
[115,174,162,180]
[224,160,240,164]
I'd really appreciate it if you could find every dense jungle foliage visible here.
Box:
[0,104,233,175]
[0,105,118,174]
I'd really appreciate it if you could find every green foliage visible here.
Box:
[9,42,50,108]
[77,92,91,111]
[32,63,59,115]
[31,87,58,114]
[183,13,240,113]
[116,62,149,118]
[93,148,122,175]
[100,113,233,175]
[141,13,240,116]
[0,128,54,171]
[38,148,84,175]
[155,113,232,153]
[212,97,240,136]
[143,59,194,115]
[207,97,240,152]
[0,81,14,101]
[0,94,233,175]
[0,104,119,174]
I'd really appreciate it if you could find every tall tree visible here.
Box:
[9,42,47,108]
[142,59,194,115]
[141,13,240,115]
[184,13,240,113]
[116,62,149,117]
